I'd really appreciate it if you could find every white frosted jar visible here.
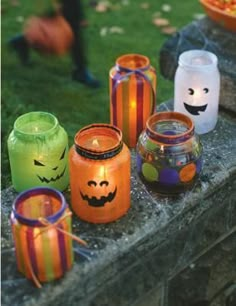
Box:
[174,50,220,134]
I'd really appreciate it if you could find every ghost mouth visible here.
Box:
[37,167,66,183]
[184,103,208,115]
[80,187,117,207]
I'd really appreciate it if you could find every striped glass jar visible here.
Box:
[109,54,157,148]
[10,187,73,287]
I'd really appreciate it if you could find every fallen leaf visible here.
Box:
[161,26,177,35]
[193,13,205,20]
[11,0,20,7]
[153,17,169,27]
[109,26,124,34]
[140,3,150,9]
[161,4,172,12]
[100,27,108,36]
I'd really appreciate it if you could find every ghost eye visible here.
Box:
[34,160,45,166]
[88,180,97,187]
[203,88,209,94]
[188,88,194,95]
[60,148,66,160]
[100,181,109,187]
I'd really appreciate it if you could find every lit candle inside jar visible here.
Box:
[78,132,119,151]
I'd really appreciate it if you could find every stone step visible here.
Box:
[1,101,236,306]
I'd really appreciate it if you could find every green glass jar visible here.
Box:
[7,112,69,192]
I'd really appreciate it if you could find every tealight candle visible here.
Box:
[109,54,157,148]
[7,111,69,192]
[69,124,131,223]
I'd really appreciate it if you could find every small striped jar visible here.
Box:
[10,187,73,286]
[109,54,156,148]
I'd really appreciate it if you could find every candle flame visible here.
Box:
[130,100,136,109]
[92,138,100,147]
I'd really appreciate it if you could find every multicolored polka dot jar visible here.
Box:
[136,112,203,194]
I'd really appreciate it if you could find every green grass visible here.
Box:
[1,0,204,189]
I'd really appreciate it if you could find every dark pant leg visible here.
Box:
[61,0,87,72]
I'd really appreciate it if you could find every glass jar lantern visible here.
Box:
[174,50,220,134]
[10,187,73,287]
[136,112,203,194]
[7,111,69,192]
[69,124,131,223]
[109,54,157,148]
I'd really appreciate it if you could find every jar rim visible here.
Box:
[74,124,123,160]
[14,111,59,138]
[178,50,218,71]
[146,112,195,145]
[12,187,67,227]
[116,53,150,71]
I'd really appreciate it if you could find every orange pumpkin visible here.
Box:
[24,15,74,55]
[69,124,131,224]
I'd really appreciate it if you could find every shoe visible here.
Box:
[8,35,30,65]
[72,69,101,88]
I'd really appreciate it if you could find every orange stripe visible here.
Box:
[19,224,31,279]
[12,222,26,275]
[34,227,47,282]
[48,226,63,279]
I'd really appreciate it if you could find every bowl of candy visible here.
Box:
[200,0,236,32]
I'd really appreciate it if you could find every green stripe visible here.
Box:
[41,231,54,281]
[14,224,26,275]
[122,78,130,146]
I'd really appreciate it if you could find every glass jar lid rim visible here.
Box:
[14,111,59,136]
[75,123,123,154]
[12,187,67,226]
[116,53,150,71]
[146,111,194,144]
[178,50,218,70]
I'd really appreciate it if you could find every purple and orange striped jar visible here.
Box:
[10,187,73,286]
[109,54,157,148]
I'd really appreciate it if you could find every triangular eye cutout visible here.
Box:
[60,147,66,160]
[34,160,45,166]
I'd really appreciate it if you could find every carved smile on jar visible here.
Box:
[183,102,208,116]
[80,186,117,207]
[37,166,66,183]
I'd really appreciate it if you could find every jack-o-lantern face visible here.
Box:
[80,180,117,207]
[34,147,67,183]
[183,87,209,116]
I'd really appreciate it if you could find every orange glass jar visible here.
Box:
[69,124,131,223]
[109,54,157,148]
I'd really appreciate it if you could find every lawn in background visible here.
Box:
[1,0,204,189]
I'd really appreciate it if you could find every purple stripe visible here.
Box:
[26,227,38,276]
[137,78,144,137]
[112,77,118,126]
[57,224,68,273]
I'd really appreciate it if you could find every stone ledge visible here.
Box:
[1,103,236,306]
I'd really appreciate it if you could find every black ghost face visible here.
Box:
[184,87,209,115]
[34,147,67,183]
[80,180,117,207]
